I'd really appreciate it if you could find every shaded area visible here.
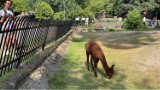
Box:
[78,31,160,49]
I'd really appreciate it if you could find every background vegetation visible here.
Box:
[124,8,145,30]
[0,0,159,20]
[0,0,160,30]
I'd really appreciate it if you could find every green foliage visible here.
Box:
[124,9,145,30]
[76,0,106,20]
[43,0,81,20]
[43,0,60,12]
[112,0,122,15]
[12,0,30,12]
[89,0,105,13]
[104,0,112,16]
[10,0,160,20]
[35,1,54,19]
[79,8,94,20]
[106,0,160,17]
[141,0,159,11]
[75,0,90,9]
[64,0,81,20]
[54,11,63,20]
[27,0,38,11]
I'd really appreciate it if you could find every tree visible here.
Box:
[75,0,90,9]
[89,0,105,13]
[9,0,160,20]
[141,0,159,11]
[35,1,54,19]
[109,0,122,16]
[43,0,60,12]
[119,0,159,15]
[54,11,63,20]
[63,0,81,19]
[104,0,112,16]
[78,7,94,20]
[12,0,30,12]
[27,0,38,11]
[43,0,81,20]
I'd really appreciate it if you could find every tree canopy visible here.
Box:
[35,1,54,19]
[5,0,159,20]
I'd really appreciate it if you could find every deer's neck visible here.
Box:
[100,56,110,74]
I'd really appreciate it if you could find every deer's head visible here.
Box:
[107,65,115,78]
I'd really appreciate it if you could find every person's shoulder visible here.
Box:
[7,9,14,14]
[0,9,5,12]
[0,9,5,16]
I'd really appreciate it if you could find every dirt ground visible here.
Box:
[18,34,72,89]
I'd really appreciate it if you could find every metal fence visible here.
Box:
[0,16,72,77]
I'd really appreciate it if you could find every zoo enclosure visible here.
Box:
[94,18,160,30]
[0,16,72,77]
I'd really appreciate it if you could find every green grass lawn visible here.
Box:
[49,31,160,89]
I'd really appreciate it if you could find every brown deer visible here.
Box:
[85,41,114,78]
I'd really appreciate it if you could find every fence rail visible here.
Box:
[0,16,72,77]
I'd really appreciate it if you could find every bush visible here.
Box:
[124,9,145,30]
[35,1,54,19]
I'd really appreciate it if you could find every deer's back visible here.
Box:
[85,41,105,59]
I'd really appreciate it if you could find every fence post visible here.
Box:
[55,24,60,40]
[42,26,49,50]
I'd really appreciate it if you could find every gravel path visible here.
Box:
[18,36,72,89]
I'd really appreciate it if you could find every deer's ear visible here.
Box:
[111,65,115,68]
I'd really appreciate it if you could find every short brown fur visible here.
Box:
[85,41,114,78]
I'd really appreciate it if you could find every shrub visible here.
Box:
[124,9,145,30]
[35,1,54,19]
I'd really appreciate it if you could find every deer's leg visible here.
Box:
[86,52,90,71]
[91,56,94,71]
[93,59,99,77]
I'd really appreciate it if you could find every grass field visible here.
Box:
[49,31,160,89]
